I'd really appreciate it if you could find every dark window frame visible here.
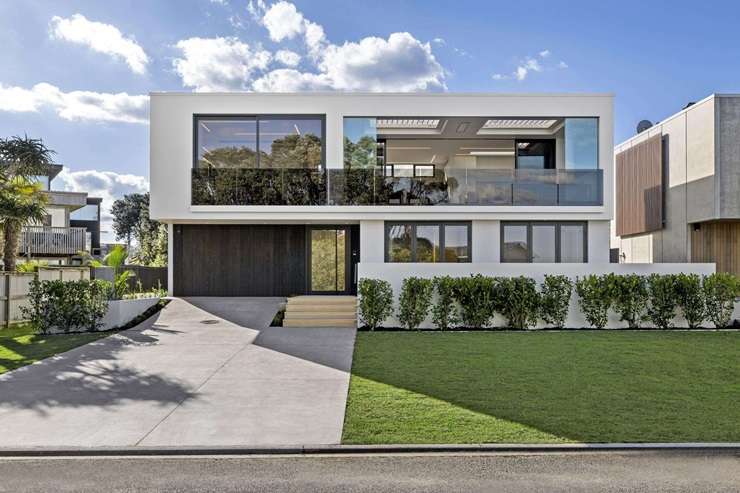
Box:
[306,225,352,295]
[384,221,472,263]
[501,221,588,263]
[193,114,326,170]
[383,163,436,178]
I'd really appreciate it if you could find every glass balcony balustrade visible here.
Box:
[191,167,603,207]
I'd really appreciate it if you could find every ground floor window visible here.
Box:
[501,221,587,263]
[385,222,471,263]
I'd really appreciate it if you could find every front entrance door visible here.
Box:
[308,227,350,294]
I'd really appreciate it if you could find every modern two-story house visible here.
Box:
[611,94,740,276]
[18,164,102,263]
[150,92,613,298]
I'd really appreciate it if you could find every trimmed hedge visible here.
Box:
[358,278,393,331]
[358,272,739,331]
[398,277,434,330]
[23,279,111,334]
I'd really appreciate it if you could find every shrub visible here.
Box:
[451,275,498,328]
[498,276,540,330]
[432,276,459,330]
[609,274,648,329]
[22,279,110,334]
[497,276,540,330]
[674,273,706,329]
[703,273,739,329]
[646,274,677,329]
[358,278,393,330]
[575,275,612,329]
[539,275,573,329]
[398,277,434,330]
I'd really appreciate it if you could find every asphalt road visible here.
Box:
[0,451,738,492]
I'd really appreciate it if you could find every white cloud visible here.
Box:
[303,20,326,59]
[262,0,304,41]
[492,50,566,82]
[275,49,301,67]
[173,37,271,91]
[55,168,149,242]
[432,37,446,45]
[49,14,149,75]
[247,0,266,20]
[318,32,445,91]
[174,1,446,92]
[252,69,332,91]
[515,57,542,80]
[0,82,148,123]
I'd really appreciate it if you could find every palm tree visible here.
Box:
[0,136,56,271]
[0,178,48,271]
[103,245,134,299]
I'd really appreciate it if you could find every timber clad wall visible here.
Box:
[616,134,663,237]
[173,224,307,296]
[691,221,740,276]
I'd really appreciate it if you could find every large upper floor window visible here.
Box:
[195,115,324,169]
[386,222,471,263]
[564,118,598,169]
[501,221,587,263]
[70,204,99,221]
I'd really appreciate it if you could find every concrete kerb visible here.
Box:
[0,443,739,458]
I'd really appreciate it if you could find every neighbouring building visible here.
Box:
[18,164,102,264]
[611,94,740,276]
[150,92,613,297]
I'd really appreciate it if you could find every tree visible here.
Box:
[110,193,147,252]
[0,178,48,271]
[0,136,55,271]
[110,192,167,266]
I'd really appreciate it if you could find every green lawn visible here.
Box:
[0,324,110,375]
[342,331,740,444]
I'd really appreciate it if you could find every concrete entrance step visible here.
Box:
[287,296,357,305]
[284,312,356,320]
[283,318,357,328]
[283,295,357,328]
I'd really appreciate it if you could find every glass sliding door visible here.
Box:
[309,227,348,293]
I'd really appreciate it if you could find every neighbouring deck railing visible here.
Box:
[19,226,87,256]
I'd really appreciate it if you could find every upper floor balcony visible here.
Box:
[192,167,603,206]
[191,114,604,208]
[20,226,87,256]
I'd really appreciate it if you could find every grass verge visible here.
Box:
[0,324,110,375]
[342,331,740,444]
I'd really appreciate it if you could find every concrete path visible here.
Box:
[0,298,357,447]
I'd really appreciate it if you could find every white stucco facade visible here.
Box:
[149,92,615,295]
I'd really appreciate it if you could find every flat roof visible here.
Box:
[616,93,740,148]
[150,91,614,98]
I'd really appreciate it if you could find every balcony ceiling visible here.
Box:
[377,117,564,139]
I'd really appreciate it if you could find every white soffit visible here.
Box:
[482,119,558,129]
[376,119,441,129]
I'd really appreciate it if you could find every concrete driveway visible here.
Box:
[0,298,356,447]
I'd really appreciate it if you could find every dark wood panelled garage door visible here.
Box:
[173,224,307,296]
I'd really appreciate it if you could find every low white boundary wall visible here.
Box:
[99,298,160,331]
[358,262,740,329]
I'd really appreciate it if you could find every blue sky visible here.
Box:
[1,0,739,237]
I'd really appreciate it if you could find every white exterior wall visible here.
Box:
[150,92,613,225]
[150,92,614,283]
[358,262,720,329]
